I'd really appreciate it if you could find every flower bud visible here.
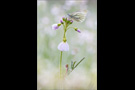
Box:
[70,20,73,24]
[67,19,73,24]
[52,24,61,30]
[65,64,68,68]
[74,28,78,31]
[77,29,81,33]
[60,20,64,24]
[62,16,66,21]
[57,23,61,26]
[67,19,70,23]
[74,28,81,33]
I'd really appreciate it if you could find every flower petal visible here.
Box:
[57,42,69,51]
[52,24,60,30]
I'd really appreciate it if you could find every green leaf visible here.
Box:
[74,57,85,69]
[68,57,85,76]
[71,61,74,70]
[73,61,76,68]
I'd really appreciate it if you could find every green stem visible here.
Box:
[60,51,62,79]
[60,22,67,79]
[59,21,68,89]
[64,23,67,38]
[59,22,67,79]
[62,24,65,38]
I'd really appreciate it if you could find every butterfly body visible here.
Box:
[67,10,87,22]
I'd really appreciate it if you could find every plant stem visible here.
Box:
[60,51,62,79]
[59,51,63,90]
[64,23,67,38]
[59,21,67,89]
[60,22,66,79]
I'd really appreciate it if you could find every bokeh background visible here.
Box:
[37,0,97,89]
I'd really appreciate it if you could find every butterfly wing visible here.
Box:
[68,10,87,22]
[72,12,87,22]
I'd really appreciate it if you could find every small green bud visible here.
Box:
[74,27,78,31]
[67,20,70,24]
[60,20,64,24]
[62,17,65,21]
[65,17,67,22]
[57,23,61,26]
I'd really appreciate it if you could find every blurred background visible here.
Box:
[37,0,97,89]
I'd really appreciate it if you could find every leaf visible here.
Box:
[74,57,85,69]
[71,61,74,70]
[73,61,76,68]
[68,57,85,76]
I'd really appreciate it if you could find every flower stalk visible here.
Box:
[59,18,68,79]
[59,18,68,90]
[60,51,62,79]
[52,16,85,89]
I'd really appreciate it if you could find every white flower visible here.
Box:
[58,42,69,51]
[52,24,61,30]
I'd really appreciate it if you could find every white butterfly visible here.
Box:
[67,10,88,22]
